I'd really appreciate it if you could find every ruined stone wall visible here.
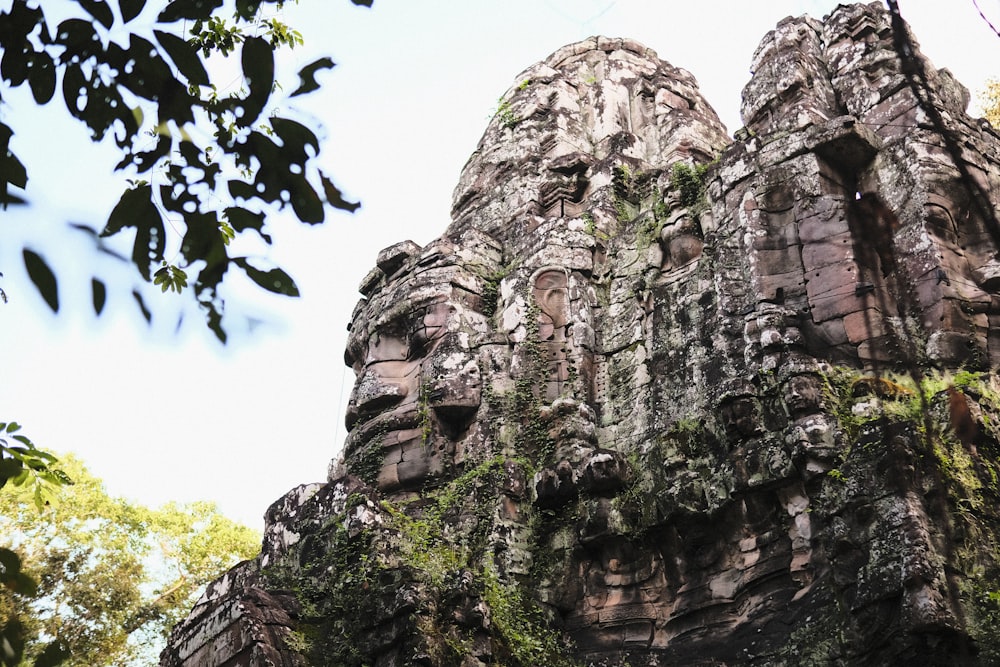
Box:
[162,4,1000,666]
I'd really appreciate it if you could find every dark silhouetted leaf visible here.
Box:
[0,459,22,488]
[76,0,114,29]
[200,298,226,342]
[288,175,323,223]
[224,207,271,243]
[239,36,273,126]
[158,0,222,22]
[270,116,318,163]
[290,56,335,97]
[352,0,373,6]
[321,173,360,212]
[33,637,71,667]
[0,546,22,579]
[54,19,101,62]
[124,132,170,172]
[61,62,86,118]
[0,617,26,665]
[119,0,146,22]
[91,279,106,314]
[133,290,151,322]
[155,29,209,86]
[27,51,56,104]
[227,179,256,202]
[233,258,299,296]
[104,185,165,280]
[1,44,30,85]
[22,249,58,312]
[234,0,263,21]
[0,123,28,208]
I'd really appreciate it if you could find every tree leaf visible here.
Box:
[238,36,273,126]
[269,116,319,162]
[91,279,106,315]
[223,206,271,243]
[157,0,222,22]
[155,29,209,86]
[104,185,165,280]
[233,258,299,296]
[33,638,72,667]
[234,0,263,21]
[54,19,102,62]
[27,51,56,104]
[6,423,20,433]
[352,0,374,6]
[133,290,152,322]
[1,43,30,85]
[290,56,335,97]
[320,173,361,212]
[0,123,28,208]
[22,250,59,312]
[119,0,146,23]
[288,175,324,223]
[76,0,114,29]
[0,459,22,488]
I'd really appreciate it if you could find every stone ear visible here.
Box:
[532,270,569,326]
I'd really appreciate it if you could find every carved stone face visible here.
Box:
[784,374,825,417]
[720,395,762,441]
[344,277,485,494]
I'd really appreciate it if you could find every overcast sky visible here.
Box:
[2,0,998,530]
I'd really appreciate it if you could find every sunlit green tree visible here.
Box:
[1,454,260,666]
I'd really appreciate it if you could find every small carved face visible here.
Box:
[784,374,824,417]
[344,284,484,493]
[659,215,704,271]
[720,396,762,440]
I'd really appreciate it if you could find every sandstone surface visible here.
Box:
[162,4,1000,665]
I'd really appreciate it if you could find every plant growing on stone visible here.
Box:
[494,96,520,129]
[669,161,713,218]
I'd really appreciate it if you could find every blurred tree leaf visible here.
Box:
[21,250,58,313]
[0,0,372,340]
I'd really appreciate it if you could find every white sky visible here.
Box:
[1,0,998,531]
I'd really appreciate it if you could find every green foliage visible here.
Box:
[0,0,370,341]
[965,581,1000,664]
[827,468,847,483]
[353,424,388,486]
[0,423,71,510]
[153,264,189,294]
[0,424,72,667]
[265,494,383,666]
[482,566,576,667]
[494,97,519,129]
[476,261,515,319]
[978,78,1000,129]
[0,454,259,666]
[418,381,434,447]
[670,161,711,211]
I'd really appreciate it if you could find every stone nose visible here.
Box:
[345,364,411,430]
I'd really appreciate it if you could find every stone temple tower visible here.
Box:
[162,4,1000,665]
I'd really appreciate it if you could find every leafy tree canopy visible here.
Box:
[1,453,261,666]
[0,0,371,341]
[979,77,1000,128]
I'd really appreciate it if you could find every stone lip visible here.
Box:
[163,4,1000,666]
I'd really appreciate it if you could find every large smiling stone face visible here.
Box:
[341,237,497,496]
